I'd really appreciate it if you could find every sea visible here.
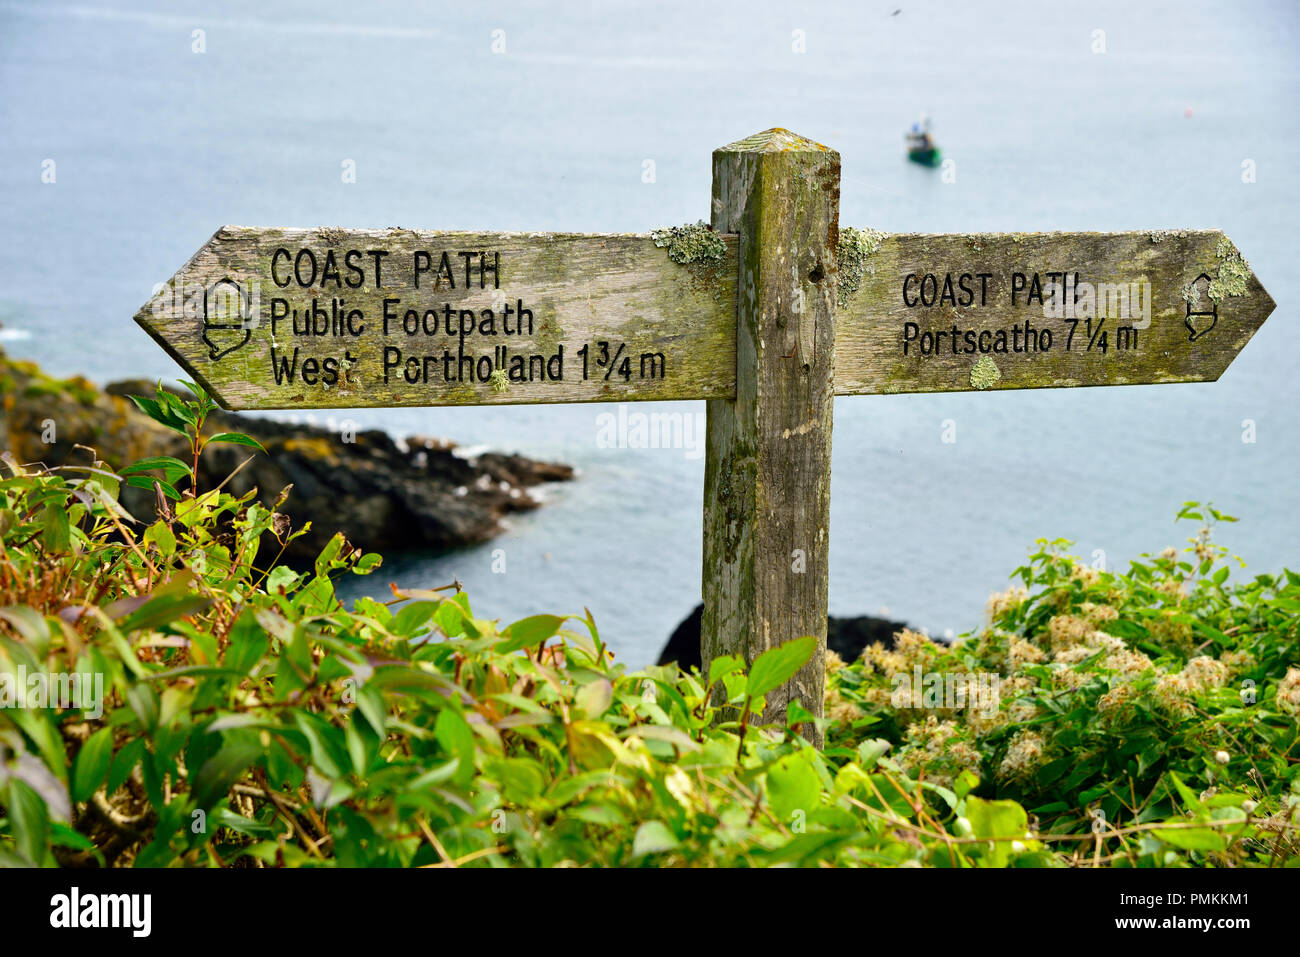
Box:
[1,0,1297,666]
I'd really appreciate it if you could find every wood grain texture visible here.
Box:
[135,228,737,410]
[701,129,839,744]
[834,230,1275,395]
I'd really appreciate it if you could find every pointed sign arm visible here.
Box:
[833,228,1275,395]
[135,227,739,410]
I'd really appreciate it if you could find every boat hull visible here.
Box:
[908,147,942,168]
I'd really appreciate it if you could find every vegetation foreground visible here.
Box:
[1,382,1297,868]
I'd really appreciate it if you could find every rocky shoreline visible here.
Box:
[0,351,573,560]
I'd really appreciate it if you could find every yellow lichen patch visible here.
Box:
[1207,237,1251,302]
[970,355,1001,390]
[649,221,727,267]
[836,226,885,306]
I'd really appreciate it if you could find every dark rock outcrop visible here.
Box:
[658,603,909,671]
[0,352,573,560]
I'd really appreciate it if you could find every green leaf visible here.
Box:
[5,780,49,865]
[433,708,476,788]
[71,727,114,802]
[766,749,821,821]
[1101,618,1148,641]
[953,769,980,801]
[41,504,70,552]
[433,600,467,639]
[1165,770,1202,811]
[389,600,440,638]
[125,682,159,729]
[123,474,181,501]
[495,614,566,653]
[1152,826,1227,852]
[763,830,855,866]
[3,742,69,822]
[107,738,145,794]
[204,432,266,453]
[624,725,699,752]
[120,590,213,633]
[313,533,346,577]
[486,757,545,803]
[569,803,627,827]
[708,654,743,686]
[119,456,192,484]
[746,635,817,699]
[178,378,213,409]
[192,738,262,810]
[294,712,348,778]
[48,821,103,864]
[857,738,892,769]
[211,808,275,839]
[144,520,177,558]
[356,684,387,735]
[965,796,1028,867]
[158,388,197,421]
[225,610,270,675]
[575,678,613,719]
[632,821,679,858]
[0,606,49,644]
[127,393,190,435]
[786,700,818,728]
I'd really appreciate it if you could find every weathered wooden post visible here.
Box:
[702,129,840,743]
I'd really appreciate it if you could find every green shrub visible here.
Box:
[0,382,1295,867]
[826,506,1300,866]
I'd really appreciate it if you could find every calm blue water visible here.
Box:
[2,0,1297,665]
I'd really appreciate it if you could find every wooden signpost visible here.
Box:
[137,128,1276,745]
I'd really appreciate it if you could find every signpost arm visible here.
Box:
[702,129,840,743]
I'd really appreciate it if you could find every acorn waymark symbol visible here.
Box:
[1184,272,1218,342]
[201,277,253,360]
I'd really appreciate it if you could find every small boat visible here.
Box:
[906,115,942,167]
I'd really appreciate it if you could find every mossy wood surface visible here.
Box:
[701,129,840,744]
[834,230,1274,395]
[135,228,738,410]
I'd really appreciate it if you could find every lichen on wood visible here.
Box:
[650,220,732,296]
[650,220,727,266]
[970,355,1001,390]
[1208,237,1251,302]
[836,226,885,306]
